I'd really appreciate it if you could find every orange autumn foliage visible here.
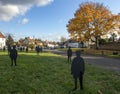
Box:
[67,2,120,42]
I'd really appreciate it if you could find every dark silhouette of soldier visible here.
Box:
[71,50,85,91]
[26,46,28,52]
[9,45,18,66]
[8,44,11,55]
[20,47,22,51]
[3,46,6,52]
[67,47,72,63]
[35,46,40,55]
[40,46,42,52]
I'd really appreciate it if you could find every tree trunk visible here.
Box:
[95,37,99,50]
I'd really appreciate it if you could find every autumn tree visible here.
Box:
[6,33,14,46]
[67,2,120,49]
[111,13,120,35]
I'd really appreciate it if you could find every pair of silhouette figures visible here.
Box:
[67,47,85,91]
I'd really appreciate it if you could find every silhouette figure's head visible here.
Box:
[76,50,81,56]
[68,47,71,49]
[13,45,16,49]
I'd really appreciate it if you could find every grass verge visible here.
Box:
[0,51,120,94]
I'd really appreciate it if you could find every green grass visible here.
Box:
[0,51,120,94]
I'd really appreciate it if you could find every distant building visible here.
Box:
[23,37,35,46]
[63,39,89,48]
[19,37,43,47]
[46,41,58,49]
[64,39,80,48]
[0,32,6,49]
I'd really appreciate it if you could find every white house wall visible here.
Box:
[68,42,89,48]
[0,38,6,48]
[68,43,79,48]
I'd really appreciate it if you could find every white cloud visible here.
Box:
[18,18,29,24]
[36,0,54,6]
[0,5,19,21]
[0,0,54,21]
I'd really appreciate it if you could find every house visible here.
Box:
[0,32,6,49]
[63,39,80,48]
[23,37,35,46]
[62,39,89,48]
[18,37,43,48]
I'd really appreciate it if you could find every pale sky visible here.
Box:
[0,0,120,41]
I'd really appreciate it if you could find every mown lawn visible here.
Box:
[0,51,120,94]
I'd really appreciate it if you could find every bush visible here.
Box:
[28,44,34,50]
[112,52,119,55]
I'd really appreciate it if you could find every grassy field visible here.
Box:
[0,51,120,94]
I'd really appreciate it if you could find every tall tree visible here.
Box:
[67,2,120,49]
[6,34,14,46]
[60,36,67,43]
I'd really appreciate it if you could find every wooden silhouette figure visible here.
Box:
[71,50,85,91]
[9,45,18,66]
[67,47,72,63]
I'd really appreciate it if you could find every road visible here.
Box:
[44,49,120,72]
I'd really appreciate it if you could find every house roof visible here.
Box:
[0,32,5,38]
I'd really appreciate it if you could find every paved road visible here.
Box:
[45,49,120,72]
[82,55,120,72]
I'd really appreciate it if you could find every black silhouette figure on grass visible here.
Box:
[35,46,40,55]
[67,47,72,63]
[8,44,11,55]
[26,46,28,53]
[3,46,6,52]
[9,45,18,66]
[71,50,85,91]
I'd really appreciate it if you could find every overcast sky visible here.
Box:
[0,0,120,41]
